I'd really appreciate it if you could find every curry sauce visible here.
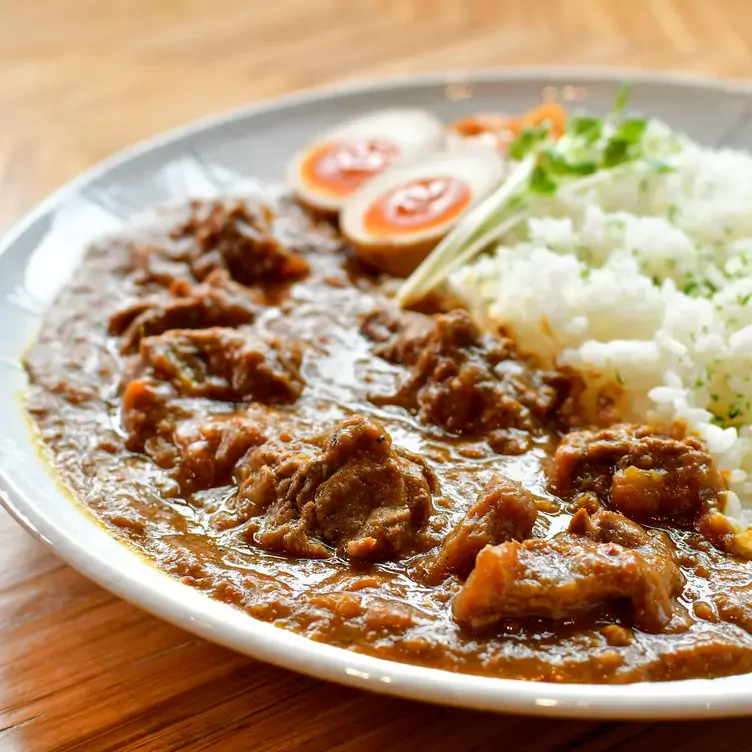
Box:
[23,195,752,684]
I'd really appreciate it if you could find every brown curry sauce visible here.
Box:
[23,195,752,684]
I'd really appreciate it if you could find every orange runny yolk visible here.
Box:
[301,139,400,197]
[363,176,471,237]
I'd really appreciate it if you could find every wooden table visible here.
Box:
[3,1,752,748]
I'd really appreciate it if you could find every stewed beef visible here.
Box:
[369,309,575,453]
[121,377,267,490]
[237,415,438,561]
[419,474,538,583]
[361,307,435,366]
[454,506,683,633]
[136,327,303,404]
[453,523,683,633]
[174,199,310,286]
[110,270,259,353]
[171,413,267,490]
[552,424,725,524]
[121,378,183,463]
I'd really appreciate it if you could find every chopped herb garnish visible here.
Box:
[603,138,630,167]
[568,115,603,144]
[508,125,550,161]
[684,281,699,295]
[529,164,558,194]
[603,119,654,169]
[615,371,625,385]
[616,118,647,142]
[539,149,597,177]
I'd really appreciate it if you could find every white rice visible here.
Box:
[449,122,752,532]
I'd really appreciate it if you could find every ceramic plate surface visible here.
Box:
[3,69,752,719]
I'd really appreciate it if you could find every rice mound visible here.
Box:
[450,123,752,530]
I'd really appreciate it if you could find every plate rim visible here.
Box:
[6,63,752,253]
[4,66,752,720]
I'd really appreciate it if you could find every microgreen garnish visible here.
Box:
[568,115,603,145]
[507,125,549,161]
[614,83,632,117]
[529,164,558,195]
[398,86,677,305]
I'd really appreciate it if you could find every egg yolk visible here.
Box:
[363,176,471,237]
[301,139,400,197]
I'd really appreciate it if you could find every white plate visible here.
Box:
[3,69,752,720]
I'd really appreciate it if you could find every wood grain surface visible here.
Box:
[4,1,752,749]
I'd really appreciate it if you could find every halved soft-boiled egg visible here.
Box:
[340,150,505,277]
[287,109,446,214]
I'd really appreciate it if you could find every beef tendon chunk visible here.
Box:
[137,327,303,404]
[418,474,538,584]
[110,270,259,353]
[369,309,578,453]
[174,199,310,286]
[552,424,726,524]
[452,514,684,634]
[236,415,438,561]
